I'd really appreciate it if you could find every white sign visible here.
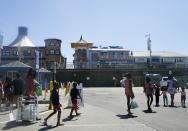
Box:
[77,83,84,107]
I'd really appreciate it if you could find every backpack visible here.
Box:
[120,79,125,88]
[173,80,178,88]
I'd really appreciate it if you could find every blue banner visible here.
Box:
[35,50,39,69]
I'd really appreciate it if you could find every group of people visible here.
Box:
[0,68,83,126]
[0,73,24,107]
[44,81,82,126]
[121,73,186,115]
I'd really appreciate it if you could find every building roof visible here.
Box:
[9,36,35,47]
[0,61,31,71]
[75,35,88,43]
[88,48,130,51]
[132,51,187,58]
[8,27,35,47]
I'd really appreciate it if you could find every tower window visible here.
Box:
[56,50,60,55]
[2,50,10,56]
[50,50,54,55]
[13,50,18,56]
[56,43,60,47]
[50,41,54,46]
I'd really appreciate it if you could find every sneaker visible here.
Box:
[43,119,48,126]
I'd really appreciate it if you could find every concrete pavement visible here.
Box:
[0,87,187,131]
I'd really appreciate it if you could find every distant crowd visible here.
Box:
[120,73,186,115]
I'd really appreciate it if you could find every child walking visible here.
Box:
[181,87,186,108]
[44,82,62,126]
[161,90,168,107]
[69,82,82,118]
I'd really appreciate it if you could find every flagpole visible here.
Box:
[146,34,152,68]
[149,34,152,67]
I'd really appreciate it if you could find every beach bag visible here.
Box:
[130,98,138,109]
[36,89,42,96]
[120,80,125,88]
[173,80,178,88]
[16,104,37,121]
[34,80,42,96]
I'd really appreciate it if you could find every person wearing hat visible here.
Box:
[44,82,63,126]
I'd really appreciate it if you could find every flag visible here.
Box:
[145,34,151,51]
[147,37,151,51]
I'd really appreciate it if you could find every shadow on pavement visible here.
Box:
[142,110,157,113]
[116,114,138,119]
[2,120,36,130]
[63,107,72,109]
[62,116,78,122]
[168,105,180,108]
[38,125,57,131]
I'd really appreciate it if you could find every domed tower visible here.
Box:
[71,36,93,69]
[9,26,35,47]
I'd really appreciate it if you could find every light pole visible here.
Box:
[146,34,152,68]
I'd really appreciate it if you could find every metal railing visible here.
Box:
[66,62,188,69]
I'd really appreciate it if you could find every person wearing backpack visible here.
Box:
[124,73,135,115]
[144,77,153,111]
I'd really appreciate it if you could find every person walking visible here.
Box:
[144,77,153,111]
[161,90,168,107]
[180,87,186,108]
[44,82,62,126]
[3,77,13,106]
[154,84,160,107]
[13,73,24,107]
[69,82,82,118]
[124,73,135,115]
[167,75,178,107]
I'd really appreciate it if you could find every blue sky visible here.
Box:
[0,0,188,62]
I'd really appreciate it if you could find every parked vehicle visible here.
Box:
[160,77,168,91]
[145,74,161,85]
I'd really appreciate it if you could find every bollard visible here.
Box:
[49,81,53,110]
[65,82,70,96]
[44,80,47,100]
[63,82,65,90]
